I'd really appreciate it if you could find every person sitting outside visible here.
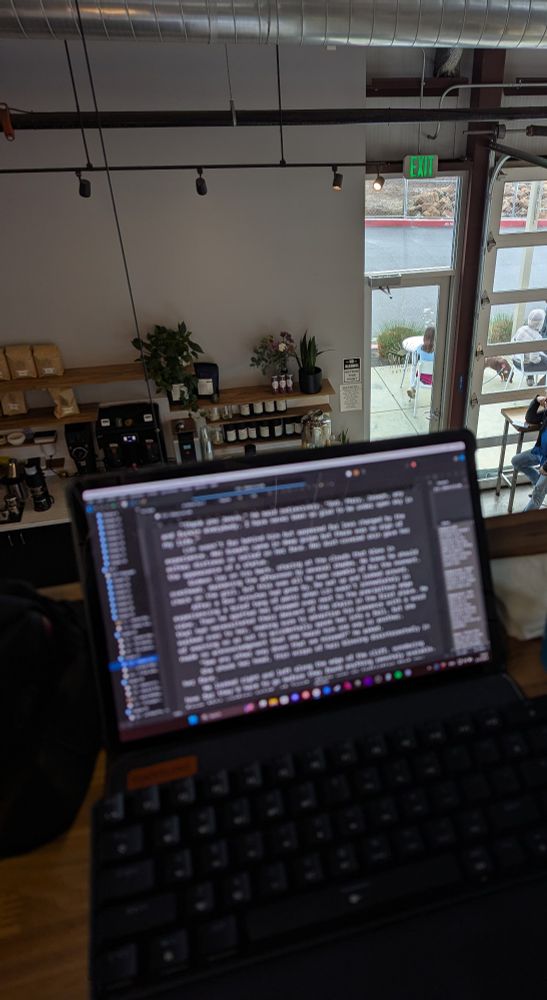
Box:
[407,326,434,400]
[511,393,547,511]
[511,308,547,386]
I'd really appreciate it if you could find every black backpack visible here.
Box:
[0,580,102,856]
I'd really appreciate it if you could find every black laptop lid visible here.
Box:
[70,431,501,750]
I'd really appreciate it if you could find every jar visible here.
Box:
[225,425,237,443]
[279,373,287,393]
[240,402,251,417]
[211,425,225,445]
[271,376,279,393]
[284,419,295,436]
[248,424,258,439]
[259,423,270,439]
[273,420,283,438]
[209,406,220,422]
[265,400,276,413]
[275,398,287,412]
[252,401,264,415]
[294,419,303,435]
[221,404,232,420]
[286,374,294,393]
[237,425,249,441]
[232,404,240,416]
[301,409,332,448]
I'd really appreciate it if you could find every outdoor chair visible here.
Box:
[413,359,434,416]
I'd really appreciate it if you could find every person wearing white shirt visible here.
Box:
[511,308,547,385]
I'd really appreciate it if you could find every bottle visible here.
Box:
[24,461,53,512]
[286,373,294,393]
[271,375,279,394]
[199,424,214,461]
[237,425,249,441]
[252,401,264,416]
[248,424,258,440]
[7,459,28,504]
[279,373,287,393]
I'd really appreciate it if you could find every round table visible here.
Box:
[400,336,424,386]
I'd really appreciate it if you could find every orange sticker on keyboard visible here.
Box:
[126,755,198,790]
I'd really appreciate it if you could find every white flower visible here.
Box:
[278,343,287,352]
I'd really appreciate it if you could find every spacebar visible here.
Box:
[245,855,462,944]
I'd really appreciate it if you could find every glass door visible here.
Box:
[364,273,450,440]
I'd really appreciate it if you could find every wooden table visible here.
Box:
[495,406,540,513]
[0,637,545,1000]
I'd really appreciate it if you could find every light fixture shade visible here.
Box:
[332,171,343,191]
[196,168,207,196]
[373,173,385,192]
[78,174,91,198]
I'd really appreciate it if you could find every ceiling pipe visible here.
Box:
[5,105,547,134]
[2,0,547,47]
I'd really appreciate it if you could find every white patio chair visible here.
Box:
[504,353,547,390]
[413,359,434,416]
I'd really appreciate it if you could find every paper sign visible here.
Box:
[340,383,363,412]
[343,357,362,383]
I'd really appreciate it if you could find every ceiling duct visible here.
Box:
[2,0,547,47]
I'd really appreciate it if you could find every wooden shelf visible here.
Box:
[0,402,98,430]
[0,362,145,392]
[172,403,332,427]
[170,379,335,412]
[213,436,303,452]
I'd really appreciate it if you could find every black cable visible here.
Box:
[275,46,286,166]
[73,0,162,443]
[64,40,92,169]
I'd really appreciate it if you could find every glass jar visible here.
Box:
[273,420,283,438]
[225,425,237,443]
[294,419,303,435]
[252,401,264,415]
[276,398,287,412]
[259,423,270,439]
[237,425,248,441]
[248,424,258,439]
[264,400,276,413]
[240,402,251,417]
[211,425,225,445]
[284,419,295,436]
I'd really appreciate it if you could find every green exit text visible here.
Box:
[403,154,439,179]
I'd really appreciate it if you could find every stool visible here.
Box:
[495,407,539,513]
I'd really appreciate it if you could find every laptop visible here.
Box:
[70,430,547,1000]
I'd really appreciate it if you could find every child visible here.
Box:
[407,326,434,400]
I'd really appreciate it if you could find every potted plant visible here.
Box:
[296,332,324,394]
[132,322,203,408]
[249,331,296,379]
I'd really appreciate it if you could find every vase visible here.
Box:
[298,367,323,394]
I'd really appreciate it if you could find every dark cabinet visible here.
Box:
[0,523,79,588]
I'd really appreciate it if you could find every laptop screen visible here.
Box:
[81,438,492,743]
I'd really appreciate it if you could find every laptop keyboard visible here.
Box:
[92,697,547,996]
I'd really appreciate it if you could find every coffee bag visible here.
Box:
[1,391,27,416]
[0,349,10,380]
[49,387,80,419]
[5,345,37,380]
[32,343,65,377]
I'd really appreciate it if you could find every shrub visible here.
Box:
[488,312,513,344]
[376,322,423,361]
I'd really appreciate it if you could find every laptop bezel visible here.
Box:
[69,429,504,757]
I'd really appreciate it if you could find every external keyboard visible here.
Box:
[91,696,547,996]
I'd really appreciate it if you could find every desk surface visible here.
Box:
[0,637,546,1000]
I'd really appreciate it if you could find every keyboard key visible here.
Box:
[504,700,547,728]
[424,817,457,851]
[245,855,461,943]
[224,797,252,832]
[163,849,193,885]
[363,834,392,869]
[462,846,494,882]
[489,795,539,833]
[169,777,196,807]
[99,859,155,903]
[268,821,299,855]
[100,825,144,863]
[446,714,475,740]
[258,861,288,899]
[289,782,317,816]
[299,748,327,775]
[461,773,491,804]
[400,788,430,821]
[238,761,263,792]
[493,836,526,872]
[98,892,177,944]
[187,881,215,917]
[328,843,359,878]
[150,929,189,974]
[322,774,351,806]
[353,766,382,797]
[294,853,324,888]
[521,757,547,789]
[200,839,229,875]
[430,780,460,812]
[335,804,366,838]
[267,754,295,783]
[490,765,521,798]
[189,806,217,838]
[99,793,125,826]
[389,726,417,754]
[224,871,252,907]
[419,721,446,747]
[199,915,239,959]
[501,732,529,761]
[473,739,500,768]
[368,796,399,830]
[132,785,161,817]
[476,709,504,733]
[529,724,547,752]
[384,759,412,789]
[329,740,358,768]
[362,734,388,761]
[97,943,138,989]
[154,815,181,849]
[443,745,472,775]
[525,829,547,863]
[414,751,442,782]
[394,826,425,862]
[237,831,264,865]
[258,789,285,822]
[457,808,488,842]
[202,770,230,800]
[303,813,333,847]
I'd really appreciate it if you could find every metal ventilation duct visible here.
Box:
[2,0,547,46]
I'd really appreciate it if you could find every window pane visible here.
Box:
[493,246,547,292]
[487,300,547,345]
[365,177,459,273]
[499,180,547,234]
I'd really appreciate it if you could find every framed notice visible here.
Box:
[343,358,361,383]
[340,383,362,412]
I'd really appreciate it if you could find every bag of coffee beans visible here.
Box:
[32,343,65,377]
[5,345,37,380]
[1,391,27,416]
[0,349,10,380]
[49,387,80,419]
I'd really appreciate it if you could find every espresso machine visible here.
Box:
[96,403,166,470]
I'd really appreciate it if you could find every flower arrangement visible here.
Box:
[249,331,296,376]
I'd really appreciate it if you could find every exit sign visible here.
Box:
[403,154,439,179]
